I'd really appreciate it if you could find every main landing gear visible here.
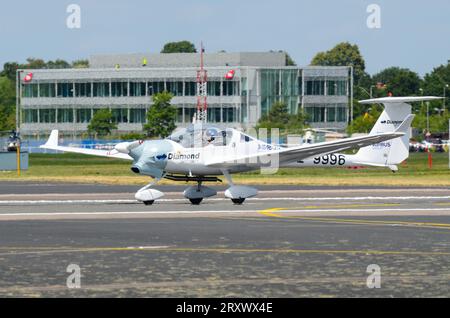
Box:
[183,180,217,205]
[222,170,258,205]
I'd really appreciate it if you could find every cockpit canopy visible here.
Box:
[167,125,235,148]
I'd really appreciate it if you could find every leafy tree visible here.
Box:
[311,42,366,83]
[421,63,450,113]
[46,59,71,69]
[0,76,16,131]
[22,58,46,69]
[161,41,197,53]
[144,91,177,138]
[0,62,19,81]
[412,101,449,133]
[346,105,382,134]
[72,59,89,68]
[256,101,308,135]
[372,67,421,97]
[87,109,117,137]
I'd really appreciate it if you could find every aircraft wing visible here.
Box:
[40,130,133,160]
[205,131,405,168]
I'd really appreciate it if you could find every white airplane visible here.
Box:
[40,96,440,206]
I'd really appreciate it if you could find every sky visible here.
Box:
[0,0,448,76]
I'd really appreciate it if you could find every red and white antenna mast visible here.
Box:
[195,42,207,123]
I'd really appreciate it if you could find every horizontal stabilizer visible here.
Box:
[360,96,442,104]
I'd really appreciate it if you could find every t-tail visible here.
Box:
[352,96,441,171]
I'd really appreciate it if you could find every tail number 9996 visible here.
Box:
[313,154,345,166]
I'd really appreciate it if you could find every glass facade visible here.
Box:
[58,109,74,123]
[111,108,128,123]
[39,83,56,97]
[75,82,91,97]
[22,84,38,98]
[130,82,146,97]
[111,82,128,97]
[305,104,347,123]
[93,82,110,97]
[166,81,183,96]
[39,109,56,123]
[76,109,92,123]
[261,69,298,115]
[20,66,349,133]
[57,83,74,97]
[23,109,38,123]
[130,108,146,123]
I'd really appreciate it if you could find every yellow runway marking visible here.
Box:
[1,246,450,257]
[258,207,450,230]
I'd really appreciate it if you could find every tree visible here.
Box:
[372,67,421,97]
[87,109,117,137]
[72,59,89,68]
[346,105,382,134]
[311,42,366,84]
[46,59,71,69]
[161,41,197,53]
[0,76,16,131]
[0,62,19,81]
[144,91,177,138]
[256,101,308,135]
[422,63,450,113]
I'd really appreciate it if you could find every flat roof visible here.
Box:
[89,52,288,68]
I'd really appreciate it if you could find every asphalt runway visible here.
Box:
[0,182,450,297]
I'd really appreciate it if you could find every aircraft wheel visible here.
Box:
[143,200,154,206]
[189,198,203,205]
[231,198,245,205]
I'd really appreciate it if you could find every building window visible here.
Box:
[76,109,92,123]
[184,82,196,96]
[39,83,56,97]
[327,106,336,122]
[40,109,56,123]
[57,109,74,123]
[57,83,74,97]
[305,106,325,122]
[177,108,183,123]
[111,82,128,97]
[184,107,196,123]
[148,82,164,95]
[130,82,146,96]
[207,107,221,123]
[223,81,239,96]
[23,109,38,123]
[207,81,221,96]
[111,108,128,123]
[75,82,92,97]
[22,84,38,98]
[337,106,347,122]
[130,108,146,123]
[93,82,110,97]
[305,80,325,95]
[326,80,347,96]
[166,81,183,96]
[222,107,236,122]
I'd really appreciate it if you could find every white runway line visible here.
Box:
[1,207,450,218]
[0,196,449,205]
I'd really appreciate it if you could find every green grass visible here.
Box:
[0,152,449,187]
